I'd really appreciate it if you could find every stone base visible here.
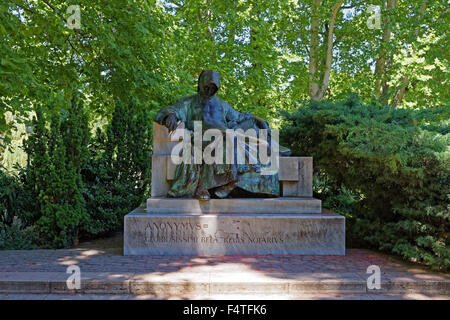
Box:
[124,207,345,255]
[147,197,322,214]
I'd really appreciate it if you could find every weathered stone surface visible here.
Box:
[150,156,170,197]
[152,122,184,156]
[166,156,177,180]
[50,272,132,294]
[282,157,313,197]
[278,157,299,181]
[130,273,210,295]
[146,197,322,214]
[209,272,290,294]
[0,272,54,293]
[150,154,175,181]
[124,207,345,255]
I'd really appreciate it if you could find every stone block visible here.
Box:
[282,157,313,197]
[151,156,170,197]
[278,157,299,181]
[167,156,177,180]
[0,272,64,294]
[124,207,345,255]
[130,273,210,295]
[152,122,185,156]
[49,272,132,294]
[209,273,289,294]
[147,197,322,214]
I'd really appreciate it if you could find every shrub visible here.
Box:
[0,221,38,250]
[81,99,152,238]
[0,168,21,226]
[281,96,450,271]
[23,96,90,248]
[0,168,38,249]
[2,95,152,248]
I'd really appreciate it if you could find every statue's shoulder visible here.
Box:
[176,94,197,105]
[214,96,231,109]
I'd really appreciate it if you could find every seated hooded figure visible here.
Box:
[155,70,290,200]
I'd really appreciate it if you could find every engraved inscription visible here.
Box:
[143,219,329,246]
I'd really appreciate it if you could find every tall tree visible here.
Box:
[374,0,398,105]
[309,0,345,101]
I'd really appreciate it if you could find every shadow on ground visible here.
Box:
[0,232,448,300]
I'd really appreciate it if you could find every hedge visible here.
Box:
[280,95,449,271]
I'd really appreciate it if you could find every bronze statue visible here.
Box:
[155,70,290,200]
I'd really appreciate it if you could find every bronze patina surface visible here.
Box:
[155,70,289,199]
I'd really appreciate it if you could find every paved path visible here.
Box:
[0,233,448,299]
[1,293,448,300]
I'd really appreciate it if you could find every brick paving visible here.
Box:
[0,233,448,298]
[0,246,444,275]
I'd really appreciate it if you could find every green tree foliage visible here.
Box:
[2,1,446,132]
[0,168,37,249]
[0,1,34,141]
[281,96,449,270]
[23,97,89,247]
[81,99,152,237]
[0,169,21,226]
[13,95,152,247]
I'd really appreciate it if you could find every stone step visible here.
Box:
[4,293,449,300]
[0,272,448,295]
[146,197,322,214]
[124,207,344,255]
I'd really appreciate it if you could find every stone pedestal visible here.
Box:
[124,207,345,255]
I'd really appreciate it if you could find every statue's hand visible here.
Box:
[255,117,270,132]
[164,113,178,132]
[255,117,271,147]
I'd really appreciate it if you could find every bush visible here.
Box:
[23,96,90,248]
[0,168,21,226]
[0,168,38,249]
[81,99,152,238]
[0,221,38,250]
[281,95,450,271]
[2,95,152,249]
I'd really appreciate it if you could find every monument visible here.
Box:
[124,70,345,255]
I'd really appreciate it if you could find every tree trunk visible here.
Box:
[309,0,343,101]
[316,0,343,100]
[393,0,428,106]
[374,0,398,105]
[308,0,321,100]
[0,133,5,164]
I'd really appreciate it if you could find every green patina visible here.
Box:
[154,70,289,199]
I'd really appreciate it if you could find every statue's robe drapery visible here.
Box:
[154,94,280,198]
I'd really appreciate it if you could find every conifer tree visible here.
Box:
[24,95,90,247]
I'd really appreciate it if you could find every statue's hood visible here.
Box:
[197,70,220,94]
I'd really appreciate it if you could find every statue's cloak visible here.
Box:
[154,72,279,198]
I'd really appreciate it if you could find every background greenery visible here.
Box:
[0,1,448,270]
[280,96,449,271]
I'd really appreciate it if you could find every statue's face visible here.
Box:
[201,83,218,98]
[198,70,220,98]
